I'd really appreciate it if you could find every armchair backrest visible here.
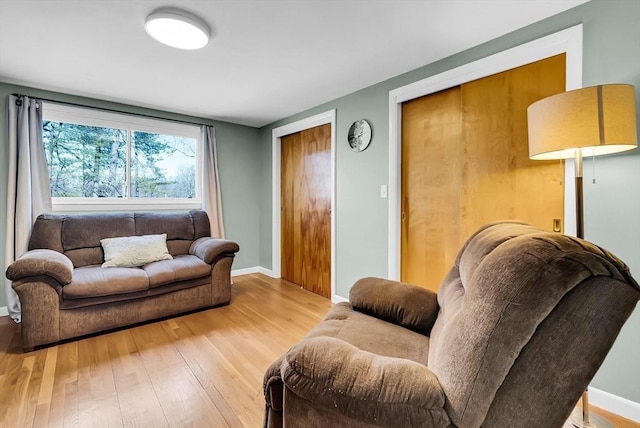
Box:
[427,222,639,428]
[28,210,211,268]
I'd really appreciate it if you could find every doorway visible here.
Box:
[387,24,583,287]
[271,110,336,300]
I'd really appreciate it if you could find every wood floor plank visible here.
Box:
[76,335,122,427]
[129,322,229,427]
[160,320,251,427]
[46,341,79,428]
[0,316,23,420]
[32,347,58,427]
[6,351,46,428]
[0,273,632,427]
[105,330,168,428]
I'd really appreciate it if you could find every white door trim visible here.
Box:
[272,110,337,301]
[387,24,583,280]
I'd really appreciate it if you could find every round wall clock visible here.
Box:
[347,119,372,152]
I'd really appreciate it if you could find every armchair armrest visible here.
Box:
[349,277,439,336]
[190,237,239,264]
[281,336,450,427]
[263,356,285,428]
[6,249,73,285]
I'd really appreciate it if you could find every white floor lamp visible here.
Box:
[527,84,638,427]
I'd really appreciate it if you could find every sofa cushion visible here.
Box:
[28,213,64,253]
[62,213,136,251]
[167,240,193,256]
[63,265,149,299]
[101,234,173,268]
[59,275,213,309]
[308,303,430,365]
[143,255,211,288]
[134,212,195,240]
[65,247,105,269]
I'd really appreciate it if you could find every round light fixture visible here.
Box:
[144,8,210,50]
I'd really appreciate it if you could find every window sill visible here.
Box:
[52,198,202,213]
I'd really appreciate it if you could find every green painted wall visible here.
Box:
[579,0,640,402]
[0,82,262,310]
[584,150,640,401]
[258,0,640,402]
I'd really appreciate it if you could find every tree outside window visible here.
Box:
[43,122,197,200]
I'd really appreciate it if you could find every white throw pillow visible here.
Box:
[101,234,173,268]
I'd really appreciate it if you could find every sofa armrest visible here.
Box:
[6,249,73,286]
[281,336,450,427]
[190,237,239,264]
[349,277,439,336]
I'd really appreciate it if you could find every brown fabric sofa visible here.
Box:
[6,210,239,351]
[264,221,640,428]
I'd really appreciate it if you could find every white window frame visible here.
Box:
[42,102,203,212]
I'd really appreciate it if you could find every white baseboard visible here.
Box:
[332,295,348,304]
[589,386,640,422]
[231,266,259,276]
[257,267,277,278]
[233,266,343,300]
[0,306,8,317]
[231,266,277,278]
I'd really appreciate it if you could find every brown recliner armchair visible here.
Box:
[263,222,639,428]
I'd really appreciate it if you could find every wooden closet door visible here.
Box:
[401,86,463,289]
[281,124,331,298]
[401,54,566,292]
[460,54,566,241]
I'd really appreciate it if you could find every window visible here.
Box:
[42,102,202,211]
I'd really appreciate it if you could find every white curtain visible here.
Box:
[202,125,225,238]
[5,95,52,322]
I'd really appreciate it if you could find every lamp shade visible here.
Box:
[527,84,637,160]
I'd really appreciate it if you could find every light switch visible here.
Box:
[380,184,388,199]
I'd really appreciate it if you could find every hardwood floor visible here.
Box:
[0,274,331,428]
[0,273,636,427]
[592,408,640,428]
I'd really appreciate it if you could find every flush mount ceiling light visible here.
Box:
[144,8,210,50]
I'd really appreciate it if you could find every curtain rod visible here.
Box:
[11,93,209,127]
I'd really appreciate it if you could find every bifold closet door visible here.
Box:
[401,54,566,292]
[281,124,331,298]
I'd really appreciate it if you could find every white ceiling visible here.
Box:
[0,0,589,128]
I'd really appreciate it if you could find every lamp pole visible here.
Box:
[575,148,584,240]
